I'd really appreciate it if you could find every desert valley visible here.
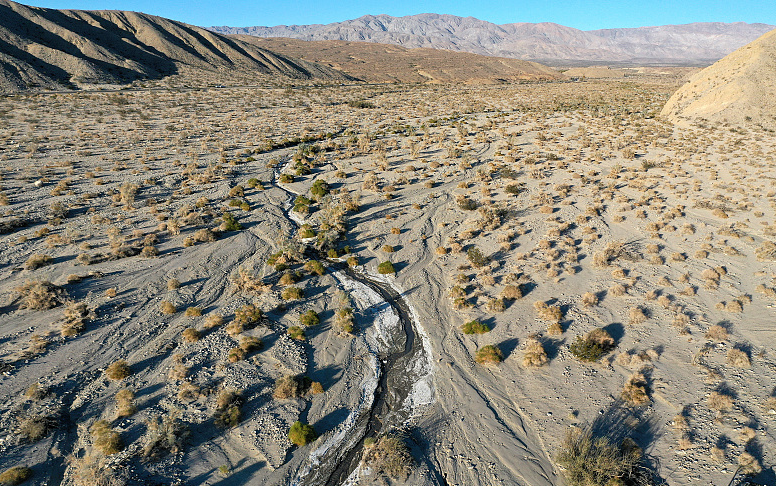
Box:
[1,1,776,485]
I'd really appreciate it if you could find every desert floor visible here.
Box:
[1,76,775,485]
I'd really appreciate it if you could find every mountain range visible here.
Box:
[210,14,776,66]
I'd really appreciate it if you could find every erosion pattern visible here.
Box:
[0,0,350,93]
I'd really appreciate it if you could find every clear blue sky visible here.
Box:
[27,0,776,30]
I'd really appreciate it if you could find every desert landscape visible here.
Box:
[1,1,776,486]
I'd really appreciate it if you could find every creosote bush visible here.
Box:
[377,261,395,274]
[461,320,490,334]
[282,286,303,300]
[300,310,320,327]
[569,328,615,362]
[288,421,316,446]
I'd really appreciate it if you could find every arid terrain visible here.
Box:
[2,3,776,486]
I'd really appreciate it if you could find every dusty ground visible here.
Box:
[1,76,775,485]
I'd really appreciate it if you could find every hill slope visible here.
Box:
[661,28,776,129]
[237,36,561,84]
[0,0,350,92]
[210,14,776,66]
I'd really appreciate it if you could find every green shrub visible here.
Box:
[280,174,294,183]
[234,304,263,326]
[300,310,320,327]
[288,421,316,446]
[311,179,329,200]
[288,326,306,340]
[569,328,616,362]
[377,261,395,274]
[298,224,316,239]
[282,287,303,300]
[0,466,32,485]
[246,178,261,189]
[475,345,503,365]
[556,428,643,486]
[304,260,325,276]
[221,211,242,231]
[461,320,490,334]
[467,247,488,267]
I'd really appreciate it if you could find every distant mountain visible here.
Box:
[210,14,776,66]
[0,0,351,93]
[661,28,776,129]
[236,36,562,84]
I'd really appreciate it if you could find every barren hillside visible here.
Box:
[0,0,351,93]
[236,36,562,84]
[661,27,776,129]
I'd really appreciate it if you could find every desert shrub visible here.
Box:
[143,410,189,460]
[486,297,506,312]
[167,278,181,290]
[362,435,413,480]
[467,247,488,267]
[475,344,503,365]
[310,179,329,199]
[214,391,242,428]
[288,421,316,446]
[17,415,54,443]
[282,287,303,300]
[461,320,490,334]
[16,280,65,310]
[304,260,325,276]
[523,339,548,368]
[569,329,615,362]
[184,307,202,317]
[298,224,316,239]
[457,196,478,211]
[231,268,270,294]
[239,336,262,353]
[234,304,263,326]
[0,466,32,485]
[300,310,320,327]
[24,253,53,270]
[273,375,310,399]
[221,211,241,231]
[727,347,751,368]
[556,428,643,486]
[115,389,136,417]
[621,373,650,406]
[90,420,123,455]
[708,391,734,412]
[181,328,200,342]
[628,307,647,325]
[581,292,599,307]
[501,284,522,300]
[377,261,395,274]
[227,347,246,363]
[160,301,176,315]
[61,300,92,337]
[534,301,563,324]
[105,360,131,380]
[288,326,306,340]
[280,173,294,183]
[204,314,224,328]
[336,307,355,334]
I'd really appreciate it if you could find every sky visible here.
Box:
[27,0,776,30]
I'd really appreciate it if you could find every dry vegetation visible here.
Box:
[1,71,775,486]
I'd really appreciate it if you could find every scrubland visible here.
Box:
[0,76,774,485]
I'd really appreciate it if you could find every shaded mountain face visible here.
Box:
[661,28,776,130]
[210,13,776,66]
[0,0,351,92]
[236,36,562,84]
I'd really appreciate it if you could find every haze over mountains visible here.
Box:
[0,0,350,92]
[211,14,776,66]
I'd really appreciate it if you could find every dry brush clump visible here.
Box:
[569,328,615,362]
[555,428,645,486]
[362,435,413,481]
[16,280,66,310]
[522,338,548,368]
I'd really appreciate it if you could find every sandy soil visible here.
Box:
[1,76,775,485]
